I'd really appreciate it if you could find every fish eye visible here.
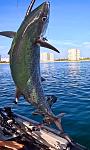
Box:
[42,17,47,22]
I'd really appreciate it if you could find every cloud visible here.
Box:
[49,39,79,47]
[0,45,8,49]
[82,42,90,48]
[62,41,77,46]
[0,45,9,56]
[49,39,90,49]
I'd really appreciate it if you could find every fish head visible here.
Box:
[22,1,50,41]
[0,2,59,55]
[8,2,50,55]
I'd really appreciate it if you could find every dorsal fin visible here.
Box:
[0,31,16,38]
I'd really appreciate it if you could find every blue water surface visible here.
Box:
[0,62,90,148]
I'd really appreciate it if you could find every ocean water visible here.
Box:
[0,62,90,148]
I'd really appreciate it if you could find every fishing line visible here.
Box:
[17,0,18,8]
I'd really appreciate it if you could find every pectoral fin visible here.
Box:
[0,31,16,38]
[36,39,60,53]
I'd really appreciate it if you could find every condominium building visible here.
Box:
[68,49,80,61]
[40,52,54,62]
[0,55,1,62]
[1,57,9,62]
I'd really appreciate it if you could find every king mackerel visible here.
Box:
[0,0,63,132]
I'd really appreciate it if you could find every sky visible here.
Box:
[0,0,90,59]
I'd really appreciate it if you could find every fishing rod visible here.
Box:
[17,0,18,7]
[16,0,36,10]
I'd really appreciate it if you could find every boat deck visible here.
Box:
[0,107,88,150]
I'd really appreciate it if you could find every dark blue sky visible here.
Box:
[0,0,90,58]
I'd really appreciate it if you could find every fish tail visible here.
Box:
[53,117,64,132]
[43,114,64,132]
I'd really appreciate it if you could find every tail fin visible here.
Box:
[43,113,65,132]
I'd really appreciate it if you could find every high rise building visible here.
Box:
[40,52,54,62]
[0,55,1,62]
[68,49,80,61]
[1,57,9,62]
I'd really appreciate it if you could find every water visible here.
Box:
[0,62,90,148]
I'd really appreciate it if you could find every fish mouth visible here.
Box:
[26,1,50,18]
[43,2,50,14]
[40,2,50,37]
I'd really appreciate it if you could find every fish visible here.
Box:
[0,0,63,132]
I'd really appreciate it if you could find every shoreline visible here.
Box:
[0,62,9,64]
[41,60,90,63]
[1,59,90,64]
